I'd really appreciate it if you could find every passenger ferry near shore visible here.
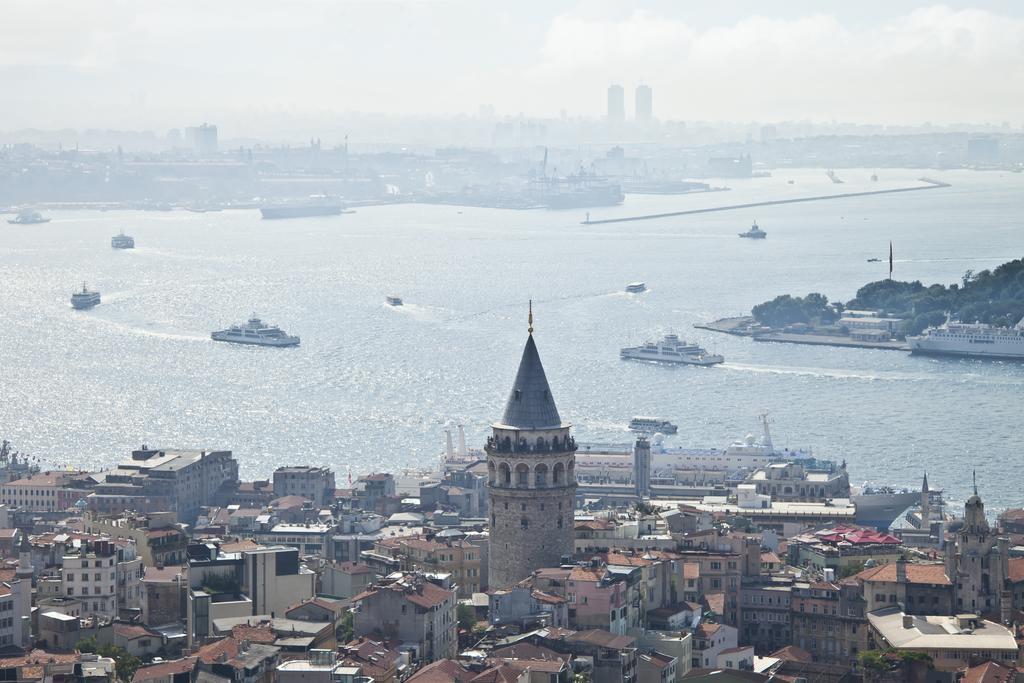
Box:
[907,318,1024,360]
[629,417,678,434]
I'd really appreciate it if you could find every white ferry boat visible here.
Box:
[621,333,724,366]
[629,417,678,434]
[738,221,766,239]
[211,315,300,347]
[71,283,101,310]
[111,232,135,249]
[386,296,403,306]
[625,282,647,293]
[907,318,1024,360]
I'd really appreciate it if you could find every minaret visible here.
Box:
[920,472,931,526]
[15,532,33,583]
[486,303,576,589]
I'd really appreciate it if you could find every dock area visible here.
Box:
[582,177,951,224]
[696,317,910,352]
[751,332,909,351]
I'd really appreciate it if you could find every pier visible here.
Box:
[581,178,951,224]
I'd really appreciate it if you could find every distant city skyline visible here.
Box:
[1,2,1024,135]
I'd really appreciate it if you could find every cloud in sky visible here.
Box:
[0,2,1022,130]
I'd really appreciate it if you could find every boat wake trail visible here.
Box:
[721,362,1024,386]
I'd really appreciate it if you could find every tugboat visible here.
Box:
[71,283,101,310]
[385,296,403,307]
[739,221,766,239]
[211,315,300,347]
[111,232,135,249]
[7,210,50,225]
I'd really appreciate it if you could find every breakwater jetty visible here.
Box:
[582,177,951,225]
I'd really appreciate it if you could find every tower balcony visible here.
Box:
[485,435,577,455]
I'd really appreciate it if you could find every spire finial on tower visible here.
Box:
[528,300,533,335]
[973,470,978,496]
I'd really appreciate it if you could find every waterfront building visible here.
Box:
[486,309,577,589]
[0,471,93,512]
[607,85,625,123]
[635,85,653,122]
[273,466,336,508]
[88,447,239,524]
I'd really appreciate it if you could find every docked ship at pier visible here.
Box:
[907,318,1024,360]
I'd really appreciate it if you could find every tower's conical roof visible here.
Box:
[499,335,563,429]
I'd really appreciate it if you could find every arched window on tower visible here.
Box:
[521,517,529,529]
[553,462,565,486]
[535,463,548,488]
[536,437,546,451]
[516,464,529,488]
[487,461,496,485]
[551,435,560,450]
[499,463,511,487]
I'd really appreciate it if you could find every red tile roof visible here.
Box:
[333,561,374,575]
[132,657,197,683]
[406,659,475,683]
[852,563,950,586]
[962,661,1018,683]
[114,624,159,640]
[770,645,813,663]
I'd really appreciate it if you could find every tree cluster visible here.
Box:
[752,258,1024,337]
[751,292,838,328]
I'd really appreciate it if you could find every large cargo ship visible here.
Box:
[907,319,1024,360]
[260,195,343,220]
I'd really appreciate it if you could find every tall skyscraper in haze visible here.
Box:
[635,84,653,122]
[607,84,625,123]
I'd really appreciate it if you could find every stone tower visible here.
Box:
[486,306,576,589]
[945,473,1009,616]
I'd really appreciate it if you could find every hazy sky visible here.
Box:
[2,1,1023,132]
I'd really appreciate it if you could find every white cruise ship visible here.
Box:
[629,417,678,434]
[211,315,300,347]
[576,413,815,476]
[111,232,135,249]
[907,318,1024,360]
[621,333,724,366]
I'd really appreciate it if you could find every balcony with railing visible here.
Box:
[485,435,577,455]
